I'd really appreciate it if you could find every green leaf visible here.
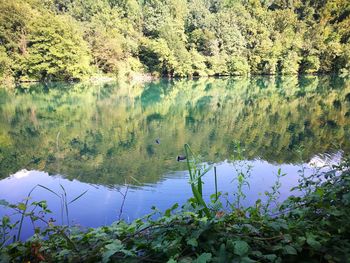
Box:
[165,203,179,217]
[193,253,212,263]
[262,254,278,262]
[69,190,88,204]
[187,237,198,247]
[233,240,249,256]
[0,199,9,207]
[283,245,297,255]
[0,253,10,263]
[37,201,48,209]
[240,256,257,263]
[315,188,324,197]
[342,192,350,204]
[178,258,192,263]
[58,249,70,258]
[2,215,10,225]
[102,240,124,263]
[217,243,228,262]
[17,203,26,211]
[37,184,60,198]
[306,233,322,250]
[267,221,284,231]
[296,236,306,246]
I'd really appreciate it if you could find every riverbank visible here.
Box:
[1,153,349,263]
[2,71,349,91]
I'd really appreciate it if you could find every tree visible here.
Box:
[227,55,250,76]
[0,46,11,79]
[139,38,177,76]
[24,14,91,81]
[280,51,301,75]
[300,55,320,74]
[189,48,207,76]
[142,0,170,37]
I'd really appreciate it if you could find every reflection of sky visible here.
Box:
[0,157,328,241]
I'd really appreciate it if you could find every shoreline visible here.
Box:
[2,72,347,88]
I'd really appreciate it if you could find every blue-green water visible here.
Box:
[0,76,349,239]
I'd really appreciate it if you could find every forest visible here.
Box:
[0,0,349,82]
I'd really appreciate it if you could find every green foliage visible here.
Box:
[229,142,253,210]
[227,56,250,76]
[279,51,301,75]
[25,14,91,81]
[62,0,111,22]
[0,183,87,247]
[0,46,10,78]
[184,144,212,218]
[337,43,350,74]
[207,53,228,76]
[0,0,91,81]
[300,55,320,74]
[1,0,350,81]
[139,38,177,75]
[0,0,33,52]
[190,48,207,76]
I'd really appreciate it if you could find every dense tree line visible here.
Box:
[0,0,349,81]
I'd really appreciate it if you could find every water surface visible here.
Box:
[0,76,349,239]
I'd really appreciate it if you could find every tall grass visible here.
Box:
[184,144,212,218]
[1,184,87,242]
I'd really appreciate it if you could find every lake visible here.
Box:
[0,75,349,240]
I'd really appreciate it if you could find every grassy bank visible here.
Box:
[0,147,349,262]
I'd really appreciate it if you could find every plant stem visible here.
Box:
[214,166,218,201]
[17,186,37,241]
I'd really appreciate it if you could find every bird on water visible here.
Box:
[177,155,187,162]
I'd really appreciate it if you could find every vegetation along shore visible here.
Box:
[0,0,350,84]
